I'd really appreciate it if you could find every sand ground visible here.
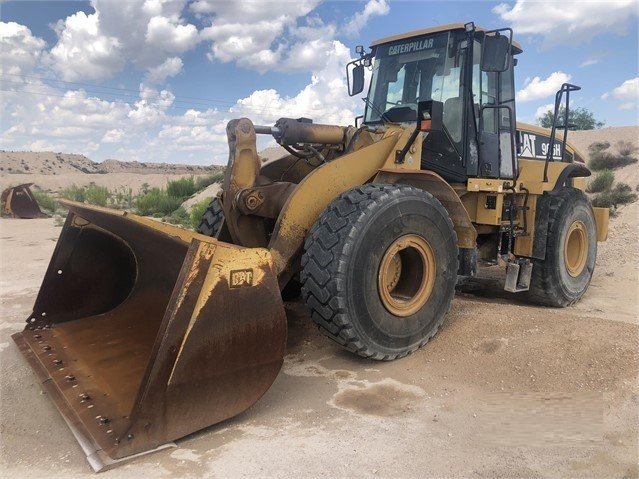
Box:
[1,203,637,479]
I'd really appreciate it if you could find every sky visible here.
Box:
[1,0,637,165]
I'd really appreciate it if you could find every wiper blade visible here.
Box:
[362,97,390,123]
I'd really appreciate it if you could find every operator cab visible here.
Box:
[350,23,521,183]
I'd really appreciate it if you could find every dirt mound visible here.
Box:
[260,146,287,163]
[100,159,218,175]
[0,151,103,175]
[568,126,638,157]
[0,151,223,176]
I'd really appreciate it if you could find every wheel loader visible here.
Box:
[12,22,609,471]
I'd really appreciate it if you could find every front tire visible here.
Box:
[300,184,458,360]
[527,188,597,307]
[197,198,224,237]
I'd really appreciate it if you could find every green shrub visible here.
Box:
[610,183,638,206]
[616,140,638,157]
[166,176,196,200]
[588,141,610,154]
[59,184,86,202]
[586,170,614,193]
[166,206,190,226]
[591,183,638,209]
[589,151,638,171]
[591,191,613,208]
[32,190,58,213]
[110,187,133,210]
[85,185,109,206]
[190,198,212,229]
[195,172,224,191]
[135,188,183,216]
[588,140,639,171]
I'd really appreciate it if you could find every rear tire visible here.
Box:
[300,184,458,360]
[197,198,224,237]
[527,188,597,307]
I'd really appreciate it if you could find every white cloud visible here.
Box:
[2,82,131,153]
[343,0,390,37]
[494,0,638,45]
[202,20,284,64]
[190,0,321,22]
[230,41,359,126]
[579,59,598,68]
[197,1,381,74]
[516,71,571,102]
[48,11,125,81]
[145,15,198,53]
[0,22,46,77]
[47,0,200,82]
[1,3,375,164]
[102,129,125,143]
[602,77,639,110]
[611,77,639,101]
[145,57,183,84]
[535,103,555,118]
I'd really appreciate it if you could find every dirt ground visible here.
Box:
[0,197,637,478]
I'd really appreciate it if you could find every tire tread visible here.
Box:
[300,184,457,360]
[197,198,224,237]
[526,188,596,307]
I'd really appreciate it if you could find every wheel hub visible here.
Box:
[564,220,588,277]
[378,234,436,317]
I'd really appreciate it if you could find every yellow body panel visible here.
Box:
[516,159,584,194]
[268,129,404,273]
[467,178,512,193]
[475,193,504,226]
[512,195,538,257]
[373,169,477,249]
[593,207,609,242]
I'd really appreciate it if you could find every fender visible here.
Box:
[552,162,591,191]
[267,130,404,282]
[372,169,477,250]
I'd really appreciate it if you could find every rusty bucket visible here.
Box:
[1,183,50,218]
[12,201,287,471]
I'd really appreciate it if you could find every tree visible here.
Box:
[538,106,605,130]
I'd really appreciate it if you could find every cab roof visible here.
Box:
[370,22,523,54]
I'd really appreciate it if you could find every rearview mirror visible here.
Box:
[481,34,510,72]
[347,64,365,96]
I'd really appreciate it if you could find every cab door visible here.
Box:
[472,32,517,180]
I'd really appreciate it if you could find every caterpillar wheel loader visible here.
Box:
[12,22,609,471]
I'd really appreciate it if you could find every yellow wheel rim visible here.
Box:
[378,234,436,317]
[564,220,588,277]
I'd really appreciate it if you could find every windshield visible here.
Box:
[364,31,464,133]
